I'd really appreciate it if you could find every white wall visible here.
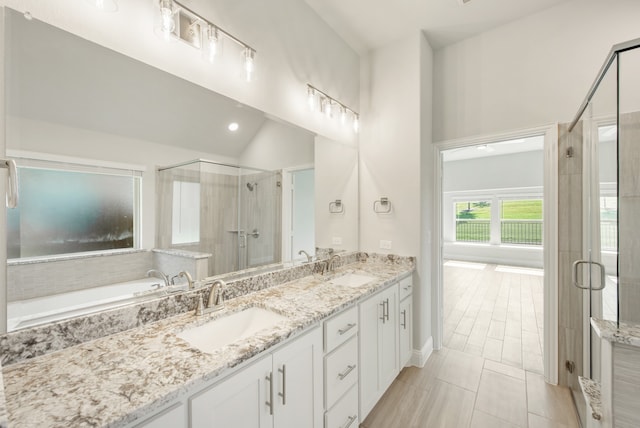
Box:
[314,136,358,252]
[433,0,640,142]
[444,151,543,192]
[360,31,434,358]
[0,0,360,146]
[239,119,314,170]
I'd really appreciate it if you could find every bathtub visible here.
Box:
[7,278,178,331]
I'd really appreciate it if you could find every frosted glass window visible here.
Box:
[172,181,200,244]
[7,168,138,259]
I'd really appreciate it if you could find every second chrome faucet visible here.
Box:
[196,279,227,316]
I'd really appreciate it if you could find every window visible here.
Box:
[500,199,543,246]
[172,181,200,244]
[600,196,617,251]
[455,201,490,243]
[7,164,141,259]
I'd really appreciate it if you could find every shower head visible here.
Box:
[246,182,257,191]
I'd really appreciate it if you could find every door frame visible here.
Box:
[281,163,314,263]
[433,124,559,384]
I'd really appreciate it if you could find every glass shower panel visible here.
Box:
[618,47,640,325]
[569,55,618,428]
[238,167,282,270]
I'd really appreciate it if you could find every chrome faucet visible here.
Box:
[328,254,340,272]
[171,270,194,289]
[146,269,169,287]
[207,280,226,311]
[298,249,312,262]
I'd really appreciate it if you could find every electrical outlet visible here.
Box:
[380,240,392,250]
[332,237,342,245]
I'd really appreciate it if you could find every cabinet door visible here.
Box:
[358,290,383,419]
[190,356,273,428]
[378,286,399,394]
[272,328,323,428]
[399,296,413,368]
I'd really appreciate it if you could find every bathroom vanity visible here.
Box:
[0,255,415,427]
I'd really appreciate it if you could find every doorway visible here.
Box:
[434,126,559,383]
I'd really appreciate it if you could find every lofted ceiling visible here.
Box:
[304,0,573,52]
[5,10,270,159]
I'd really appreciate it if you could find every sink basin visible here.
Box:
[330,273,378,288]
[177,307,287,354]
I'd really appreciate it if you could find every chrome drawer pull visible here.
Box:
[401,309,407,329]
[379,301,386,323]
[278,365,287,405]
[342,415,357,428]
[338,323,356,335]
[265,372,274,415]
[337,364,356,380]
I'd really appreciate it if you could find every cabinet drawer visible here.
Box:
[325,385,358,428]
[325,335,358,409]
[324,306,358,352]
[398,275,413,301]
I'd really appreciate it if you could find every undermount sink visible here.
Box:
[177,307,288,354]
[329,273,378,288]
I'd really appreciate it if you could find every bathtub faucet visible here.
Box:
[146,269,169,288]
[171,270,194,289]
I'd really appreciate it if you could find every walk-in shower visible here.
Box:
[564,37,640,426]
[156,159,282,276]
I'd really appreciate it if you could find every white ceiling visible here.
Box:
[304,0,573,52]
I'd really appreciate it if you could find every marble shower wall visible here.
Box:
[619,111,640,324]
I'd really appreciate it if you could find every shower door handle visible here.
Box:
[0,159,18,208]
[572,260,606,291]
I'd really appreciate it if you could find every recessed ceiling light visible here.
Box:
[228,122,239,132]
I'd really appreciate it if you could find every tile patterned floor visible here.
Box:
[361,261,579,428]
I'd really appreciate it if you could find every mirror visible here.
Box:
[3,9,358,331]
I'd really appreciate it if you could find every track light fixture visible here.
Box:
[306,84,359,133]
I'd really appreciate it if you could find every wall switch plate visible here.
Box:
[380,240,392,250]
[332,237,342,245]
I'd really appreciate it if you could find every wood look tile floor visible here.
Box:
[361,261,579,428]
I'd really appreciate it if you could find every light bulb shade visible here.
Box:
[203,25,220,63]
[86,0,118,12]
[340,107,347,125]
[353,115,360,133]
[155,0,178,41]
[243,48,255,82]
[307,87,316,111]
[323,99,333,119]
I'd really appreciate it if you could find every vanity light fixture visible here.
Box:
[87,0,118,12]
[154,0,257,81]
[306,84,359,133]
[243,47,256,82]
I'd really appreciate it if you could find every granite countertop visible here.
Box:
[0,363,7,428]
[591,318,640,348]
[2,261,412,427]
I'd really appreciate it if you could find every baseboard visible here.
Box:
[410,336,433,368]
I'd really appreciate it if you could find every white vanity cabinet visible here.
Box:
[190,327,323,428]
[358,284,399,420]
[323,306,359,428]
[398,276,413,368]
